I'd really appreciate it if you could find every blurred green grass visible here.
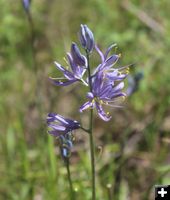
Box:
[0,0,170,199]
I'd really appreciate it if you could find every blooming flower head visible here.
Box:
[80,72,126,121]
[50,43,87,86]
[94,44,129,82]
[47,113,80,158]
[47,113,80,136]
[79,24,95,53]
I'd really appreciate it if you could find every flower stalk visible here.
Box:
[106,184,112,200]
[86,50,96,200]
[65,158,75,200]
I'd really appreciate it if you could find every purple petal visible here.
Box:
[54,115,80,129]
[67,53,77,74]
[95,45,105,63]
[48,130,64,137]
[49,78,77,86]
[47,113,69,125]
[92,64,102,76]
[104,55,119,69]
[99,83,112,98]
[110,92,126,99]
[48,124,66,131]
[106,71,127,81]
[86,92,94,99]
[54,62,75,80]
[71,42,87,66]
[53,114,70,125]
[79,101,93,112]
[67,53,86,79]
[48,113,56,118]
[79,24,87,47]
[104,44,117,60]
[112,82,125,93]
[92,72,103,95]
[47,113,56,123]
[95,102,112,121]
[76,66,86,79]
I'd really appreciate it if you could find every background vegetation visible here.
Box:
[0,0,170,199]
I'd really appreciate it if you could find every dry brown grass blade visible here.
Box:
[121,0,165,35]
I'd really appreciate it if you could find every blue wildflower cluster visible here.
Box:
[47,113,80,158]
[47,24,130,157]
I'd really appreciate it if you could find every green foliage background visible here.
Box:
[0,0,170,199]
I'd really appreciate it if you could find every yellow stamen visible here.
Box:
[100,100,104,104]
[63,57,68,64]
[92,99,95,103]
[122,96,126,101]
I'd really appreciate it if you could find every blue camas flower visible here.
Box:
[47,113,80,136]
[47,113,80,158]
[94,44,129,82]
[79,24,95,53]
[50,43,87,86]
[80,72,126,121]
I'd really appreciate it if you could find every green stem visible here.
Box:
[106,184,112,200]
[65,158,75,200]
[80,126,90,133]
[86,50,96,200]
[89,109,95,200]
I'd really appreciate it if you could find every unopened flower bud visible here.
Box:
[79,24,94,53]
